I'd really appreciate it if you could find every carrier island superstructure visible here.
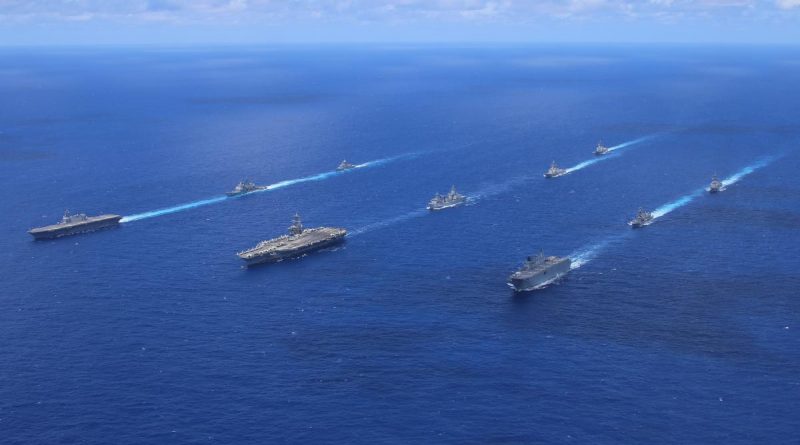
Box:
[237,214,346,266]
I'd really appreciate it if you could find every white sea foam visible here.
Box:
[121,153,416,223]
[650,155,777,221]
[561,133,660,175]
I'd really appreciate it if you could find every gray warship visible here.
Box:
[708,175,725,193]
[336,160,357,171]
[427,185,466,211]
[629,207,655,228]
[226,179,264,196]
[237,213,347,266]
[594,140,609,155]
[28,210,122,240]
[508,252,572,292]
[544,161,567,178]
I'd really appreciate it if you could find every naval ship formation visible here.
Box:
[29,210,121,240]
[28,134,752,293]
[237,214,347,266]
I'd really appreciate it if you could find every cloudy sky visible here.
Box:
[1,0,799,45]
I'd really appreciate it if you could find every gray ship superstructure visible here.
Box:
[544,161,567,178]
[427,185,467,211]
[629,207,654,228]
[508,252,572,292]
[594,141,609,155]
[336,160,357,171]
[237,213,346,266]
[708,175,725,193]
[28,210,121,240]
[226,179,264,196]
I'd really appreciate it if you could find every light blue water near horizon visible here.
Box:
[1,45,799,444]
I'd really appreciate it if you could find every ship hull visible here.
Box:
[629,220,653,228]
[29,215,122,240]
[544,172,566,178]
[241,234,345,266]
[509,258,572,292]
[427,201,466,211]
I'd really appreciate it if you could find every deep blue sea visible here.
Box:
[1,45,799,444]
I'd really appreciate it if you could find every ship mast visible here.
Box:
[288,213,304,235]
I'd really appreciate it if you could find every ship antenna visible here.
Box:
[289,212,304,235]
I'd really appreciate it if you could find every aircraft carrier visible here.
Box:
[237,213,346,266]
[28,210,121,240]
[508,252,572,292]
[427,185,466,211]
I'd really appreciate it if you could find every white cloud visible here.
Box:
[777,0,800,9]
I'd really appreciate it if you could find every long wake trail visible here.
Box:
[567,155,778,269]
[652,155,777,220]
[562,133,660,175]
[120,153,417,223]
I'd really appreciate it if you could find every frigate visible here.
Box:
[629,207,655,228]
[28,210,121,240]
[594,141,609,155]
[427,185,466,211]
[226,179,264,196]
[508,252,572,292]
[237,213,346,266]
[544,161,567,178]
[708,175,725,193]
[336,160,357,171]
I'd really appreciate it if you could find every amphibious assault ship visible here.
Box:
[544,161,567,178]
[226,179,264,196]
[237,213,346,266]
[508,252,572,292]
[629,207,655,228]
[336,160,357,171]
[427,185,466,211]
[708,175,725,193]
[594,141,609,155]
[28,210,121,240]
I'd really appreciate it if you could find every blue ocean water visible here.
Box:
[1,45,799,444]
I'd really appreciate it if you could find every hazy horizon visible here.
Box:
[2,1,800,46]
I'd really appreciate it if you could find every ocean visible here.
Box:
[1,45,798,444]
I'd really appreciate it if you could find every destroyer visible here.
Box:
[629,207,654,228]
[226,179,264,196]
[708,174,725,193]
[594,140,609,155]
[237,213,346,266]
[336,160,357,171]
[544,161,567,178]
[508,252,572,292]
[427,185,466,211]
[28,210,121,240]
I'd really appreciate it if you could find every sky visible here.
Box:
[0,0,799,45]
